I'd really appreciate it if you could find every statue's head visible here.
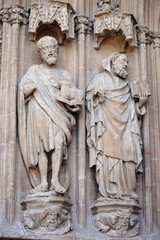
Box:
[37,36,59,66]
[111,52,128,79]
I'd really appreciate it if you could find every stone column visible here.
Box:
[75,15,88,228]
[0,5,28,224]
[138,26,153,231]
[153,35,160,228]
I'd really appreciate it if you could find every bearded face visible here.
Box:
[112,55,128,79]
[39,40,58,66]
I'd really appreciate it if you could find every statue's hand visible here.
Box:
[93,90,105,103]
[138,92,147,108]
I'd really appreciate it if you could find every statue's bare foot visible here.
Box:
[50,179,66,194]
[30,181,48,194]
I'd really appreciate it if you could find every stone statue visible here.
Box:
[18,36,83,195]
[86,52,147,237]
[86,52,147,200]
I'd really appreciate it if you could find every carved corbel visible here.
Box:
[75,15,93,35]
[137,25,153,45]
[29,0,75,43]
[2,5,29,25]
[94,11,138,49]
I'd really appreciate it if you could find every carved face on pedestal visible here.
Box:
[43,212,60,231]
[112,54,128,79]
[37,36,59,66]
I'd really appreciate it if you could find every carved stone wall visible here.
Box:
[0,0,160,239]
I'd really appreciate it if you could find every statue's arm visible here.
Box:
[23,80,36,98]
[58,70,83,112]
[20,67,37,99]
[86,75,105,109]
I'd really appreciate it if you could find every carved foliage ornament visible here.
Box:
[29,0,75,40]
[137,26,153,45]
[1,5,29,25]
[96,0,120,14]
[137,26,160,48]
[75,16,93,35]
[94,12,137,49]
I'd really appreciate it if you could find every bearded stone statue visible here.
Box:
[18,36,83,195]
[86,52,147,201]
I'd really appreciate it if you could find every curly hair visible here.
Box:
[37,36,58,50]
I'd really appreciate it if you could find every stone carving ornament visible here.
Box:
[29,0,75,41]
[94,0,137,49]
[96,0,120,14]
[1,5,29,24]
[18,36,83,233]
[86,52,147,237]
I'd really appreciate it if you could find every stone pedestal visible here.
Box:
[21,191,72,235]
[91,198,141,238]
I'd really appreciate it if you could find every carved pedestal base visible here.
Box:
[21,191,72,235]
[91,198,141,238]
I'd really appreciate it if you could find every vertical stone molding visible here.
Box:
[76,14,88,228]
[0,5,29,225]
[29,0,75,42]
[0,22,2,75]
[137,25,152,231]
[137,26,152,98]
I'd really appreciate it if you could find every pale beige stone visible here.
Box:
[18,36,83,195]
[86,52,148,237]
[18,36,83,234]
[0,0,160,239]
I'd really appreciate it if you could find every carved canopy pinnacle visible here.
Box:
[1,5,29,25]
[29,0,75,41]
[94,11,138,49]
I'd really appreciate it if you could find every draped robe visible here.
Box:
[18,65,76,187]
[86,62,145,198]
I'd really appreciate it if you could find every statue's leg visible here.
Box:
[30,142,48,194]
[50,133,66,193]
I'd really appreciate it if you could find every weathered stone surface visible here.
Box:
[29,1,75,42]
[21,192,72,234]
[18,35,83,235]
[91,199,141,237]
[86,52,147,237]
[0,0,160,239]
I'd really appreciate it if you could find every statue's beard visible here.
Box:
[113,65,128,79]
[45,56,57,65]
[41,53,58,65]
